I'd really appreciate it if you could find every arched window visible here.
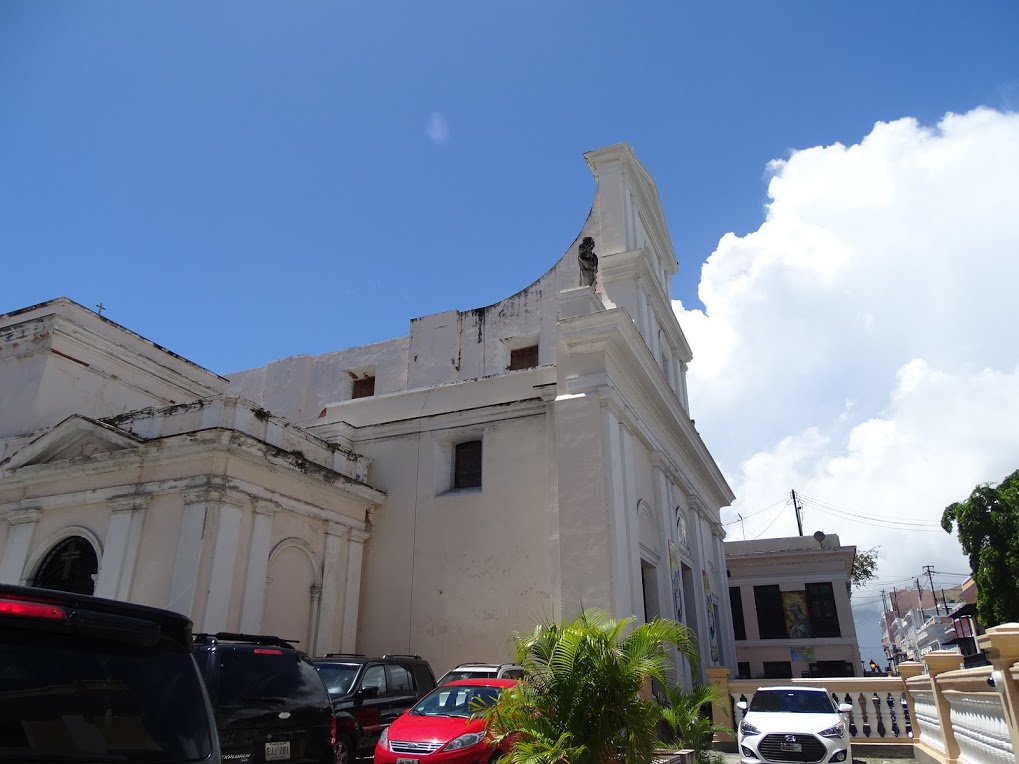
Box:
[31,536,98,595]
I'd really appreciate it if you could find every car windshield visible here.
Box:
[315,663,362,697]
[749,690,835,714]
[437,670,496,686]
[0,631,214,762]
[210,650,327,713]
[412,685,502,717]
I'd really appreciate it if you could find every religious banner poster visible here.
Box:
[668,539,683,621]
[782,591,812,639]
[791,647,816,663]
[702,569,719,664]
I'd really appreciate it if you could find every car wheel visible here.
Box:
[336,734,355,764]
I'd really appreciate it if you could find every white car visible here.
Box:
[436,662,525,686]
[736,686,852,764]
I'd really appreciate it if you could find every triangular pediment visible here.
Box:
[0,416,141,470]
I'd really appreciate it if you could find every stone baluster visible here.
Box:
[898,661,924,743]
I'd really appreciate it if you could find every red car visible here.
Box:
[375,678,516,764]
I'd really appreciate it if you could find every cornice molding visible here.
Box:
[0,428,386,506]
[312,398,546,444]
[51,316,225,398]
[2,507,42,526]
[107,495,151,512]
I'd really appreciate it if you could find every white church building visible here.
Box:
[0,143,736,680]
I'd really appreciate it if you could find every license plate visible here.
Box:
[397,758,418,764]
[266,741,291,761]
[780,742,802,752]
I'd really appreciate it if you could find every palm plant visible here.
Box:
[482,608,699,764]
[658,682,731,764]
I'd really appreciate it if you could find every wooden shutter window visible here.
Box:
[453,440,482,489]
[508,345,538,371]
[352,376,375,399]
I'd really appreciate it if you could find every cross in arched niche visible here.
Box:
[58,544,81,579]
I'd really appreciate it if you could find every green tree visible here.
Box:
[483,609,699,764]
[851,546,879,589]
[941,469,1019,627]
[659,683,731,764]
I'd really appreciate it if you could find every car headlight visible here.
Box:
[739,720,762,736]
[819,721,846,738]
[443,732,486,751]
[378,728,389,750]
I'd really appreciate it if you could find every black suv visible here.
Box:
[0,583,220,763]
[311,653,436,763]
[193,633,337,764]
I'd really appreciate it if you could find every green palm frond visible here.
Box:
[485,609,702,764]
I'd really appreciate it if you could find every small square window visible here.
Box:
[352,376,375,399]
[508,345,538,371]
[453,440,482,489]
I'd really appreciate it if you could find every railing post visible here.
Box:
[923,651,964,763]
[978,623,1019,757]
[705,666,734,748]
[897,660,924,744]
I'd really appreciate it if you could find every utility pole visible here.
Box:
[923,565,940,615]
[916,578,927,621]
[738,513,745,541]
[791,489,804,536]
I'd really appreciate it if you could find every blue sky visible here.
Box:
[3,2,1015,372]
[4,2,1019,663]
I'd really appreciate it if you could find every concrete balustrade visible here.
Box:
[705,623,1019,763]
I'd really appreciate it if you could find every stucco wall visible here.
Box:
[354,411,551,675]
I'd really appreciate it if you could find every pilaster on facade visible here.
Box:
[202,489,248,633]
[340,528,370,652]
[94,495,150,600]
[0,505,42,585]
[239,499,278,634]
[168,486,215,618]
[599,400,632,619]
[315,522,352,655]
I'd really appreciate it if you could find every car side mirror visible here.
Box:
[838,703,853,713]
[736,701,748,711]
[353,686,379,705]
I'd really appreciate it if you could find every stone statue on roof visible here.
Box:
[578,236,598,287]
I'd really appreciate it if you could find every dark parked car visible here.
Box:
[311,653,436,764]
[0,582,220,763]
[193,633,337,764]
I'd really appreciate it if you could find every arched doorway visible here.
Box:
[31,536,99,595]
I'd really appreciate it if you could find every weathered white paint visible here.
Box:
[0,508,41,584]
[94,495,149,599]
[203,499,244,633]
[240,501,276,633]
[0,143,734,686]
[315,523,348,654]
[340,529,367,652]
[168,494,207,617]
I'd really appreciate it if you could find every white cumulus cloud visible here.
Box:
[674,108,1019,655]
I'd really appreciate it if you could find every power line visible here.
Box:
[722,496,789,526]
[797,494,943,529]
[751,500,791,540]
[798,501,945,532]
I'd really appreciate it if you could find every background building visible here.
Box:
[725,533,861,678]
